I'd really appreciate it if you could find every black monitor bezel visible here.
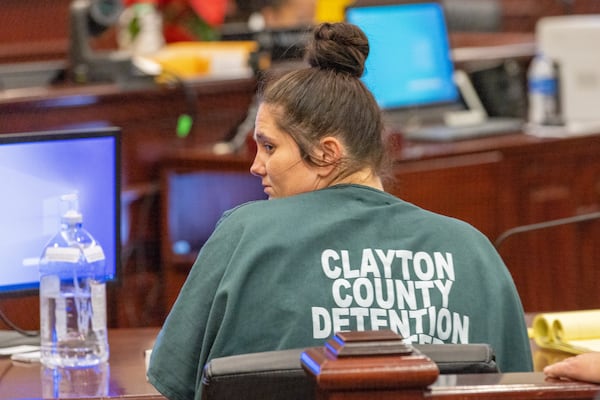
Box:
[0,126,122,298]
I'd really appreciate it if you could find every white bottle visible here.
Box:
[39,194,109,368]
[527,53,561,126]
[117,3,165,55]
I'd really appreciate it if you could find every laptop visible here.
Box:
[344,1,523,141]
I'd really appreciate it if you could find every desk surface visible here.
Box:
[0,324,592,399]
[0,328,162,400]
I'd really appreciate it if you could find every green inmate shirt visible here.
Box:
[148,184,532,400]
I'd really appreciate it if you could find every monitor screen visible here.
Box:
[345,2,459,109]
[0,127,120,294]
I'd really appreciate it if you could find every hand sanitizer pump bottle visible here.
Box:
[39,194,109,368]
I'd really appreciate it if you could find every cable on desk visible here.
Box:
[155,71,201,139]
[0,307,39,337]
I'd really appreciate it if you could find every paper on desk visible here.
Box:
[0,345,40,356]
[146,41,258,81]
[532,310,600,354]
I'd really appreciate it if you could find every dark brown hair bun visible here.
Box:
[304,22,369,78]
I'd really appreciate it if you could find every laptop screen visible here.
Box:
[345,2,459,110]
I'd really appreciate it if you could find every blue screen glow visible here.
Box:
[346,2,459,109]
[0,128,120,293]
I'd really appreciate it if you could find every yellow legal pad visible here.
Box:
[145,41,258,80]
[532,310,600,354]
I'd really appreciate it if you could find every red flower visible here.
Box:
[185,0,228,26]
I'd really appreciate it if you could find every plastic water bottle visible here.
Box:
[527,52,561,126]
[39,194,109,368]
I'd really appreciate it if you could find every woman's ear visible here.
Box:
[317,136,344,177]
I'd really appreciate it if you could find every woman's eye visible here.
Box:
[263,144,274,152]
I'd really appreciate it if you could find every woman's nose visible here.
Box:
[250,155,264,177]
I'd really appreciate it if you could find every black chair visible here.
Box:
[201,343,497,400]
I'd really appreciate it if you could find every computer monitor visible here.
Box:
[345,1,459,110]
[0,127,121,295]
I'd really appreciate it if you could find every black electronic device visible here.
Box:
[345,1,523,140]
[68,0,153,85]
[0,126,121,345]
[0,126,121,296]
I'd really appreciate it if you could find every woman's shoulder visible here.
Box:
[213,186,365,228]
[218,198,270,224]
[419,206,493,242]
[217,185,488,241]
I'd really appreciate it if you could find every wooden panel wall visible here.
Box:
[501,0,600,32]
[3,0,600,64]
[0,0,71,63]
[0,78,256,331]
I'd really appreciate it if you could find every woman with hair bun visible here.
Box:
[148,22,532,400]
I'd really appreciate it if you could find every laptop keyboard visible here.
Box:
[403,117,523,142]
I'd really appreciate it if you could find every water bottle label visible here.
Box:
[45,247,80,263]
[529,78,557,95]
[55,296,68,340]
[85,246,105,263]
[40,275,60,296]
[91,281,107,332]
